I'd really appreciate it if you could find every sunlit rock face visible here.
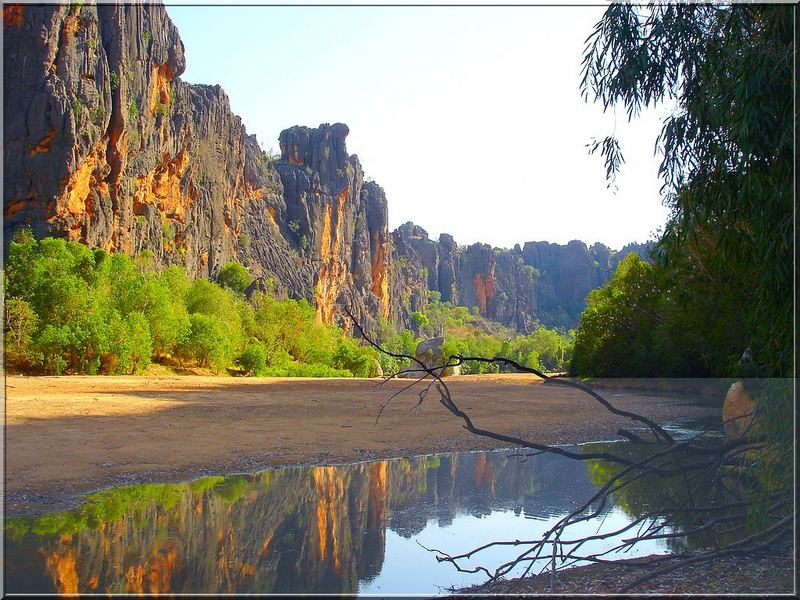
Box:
[274,124,391,332]
[3,1,652,334]
[3,2,288,282]
[2,3,392,334]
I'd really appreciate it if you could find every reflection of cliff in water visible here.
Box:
[387,451,600,538]
[4,449,598,595]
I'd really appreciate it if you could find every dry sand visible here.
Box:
[4,374,717,513]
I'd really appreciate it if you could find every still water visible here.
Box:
[4,422,719,596]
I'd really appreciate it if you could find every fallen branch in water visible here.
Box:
[345,307,794,594]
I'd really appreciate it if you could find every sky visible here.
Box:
[166,4,672,250]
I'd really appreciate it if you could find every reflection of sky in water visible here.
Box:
[360,507,669,596]
[5,419,717,596]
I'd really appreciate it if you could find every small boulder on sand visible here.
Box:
[397,337,461,378]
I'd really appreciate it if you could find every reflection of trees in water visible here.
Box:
[6,465,385,595]
[582,440,747,553]
[6,448,606,595]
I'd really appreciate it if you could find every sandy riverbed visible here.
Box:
[4,373,718,513]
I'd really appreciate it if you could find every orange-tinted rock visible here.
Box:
[149,62,175,113]
[29,127,56,156]
[275,124,393,333]
[3,4,24,29]
[43,539,80,595]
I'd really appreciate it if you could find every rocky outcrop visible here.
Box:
[722,381,755,442]
[3,2,389,334]
[3,1,652,337]
[521,239,654,328]
[3,1,289,282]
[414,336,460,377]
[389,225,652,332]
[271,123,391,332]
[390,225,537,332]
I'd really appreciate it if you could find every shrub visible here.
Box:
[4,298,38,369]
[411,311,429,328]
[125,312,153,373]
[332,339,376,377]
[178,313,232,371]
[71,98,83,119]
[236,344,267,376]
[217,262,251,295]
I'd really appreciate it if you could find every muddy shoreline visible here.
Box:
[4,374,720,515]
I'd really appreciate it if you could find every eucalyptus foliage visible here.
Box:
[581,3,793,377]
[579,3,793,529]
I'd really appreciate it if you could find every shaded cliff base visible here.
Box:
[4,374,717,515]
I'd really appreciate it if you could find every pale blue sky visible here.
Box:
[166,4,671,250]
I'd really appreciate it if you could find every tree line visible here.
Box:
[2,230,574,378]
[3,231,380,377]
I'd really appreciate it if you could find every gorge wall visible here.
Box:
[390,224,652,331]
[3,2,651,335]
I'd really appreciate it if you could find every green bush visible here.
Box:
[332,338,378,377]
[178,313,232,371]
[3,297,38,369]
[8,234,544,379]
[236,343,267,376]
[217,262,251,295]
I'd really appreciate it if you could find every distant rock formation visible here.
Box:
[391,224,653,331]
[521,239,654,328]
[3,1,653,335]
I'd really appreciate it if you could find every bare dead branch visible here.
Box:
[345,309,793,594]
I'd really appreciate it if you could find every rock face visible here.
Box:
[390,224,651,332]
[521,239,654,328]
[3,1,652,336]
[4,2,286,280]
[272,123,391,332]
[3,2,389,334]
[390,224,538,332]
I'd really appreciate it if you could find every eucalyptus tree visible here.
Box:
[581,2,793,378]
[350,4,794,591]
[580,2,794,529]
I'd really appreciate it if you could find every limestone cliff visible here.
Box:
[391,224,652,332]
[4,1,650,336]
[4,1,287,279]
[272,124,391,332]
[3,2,389,333]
